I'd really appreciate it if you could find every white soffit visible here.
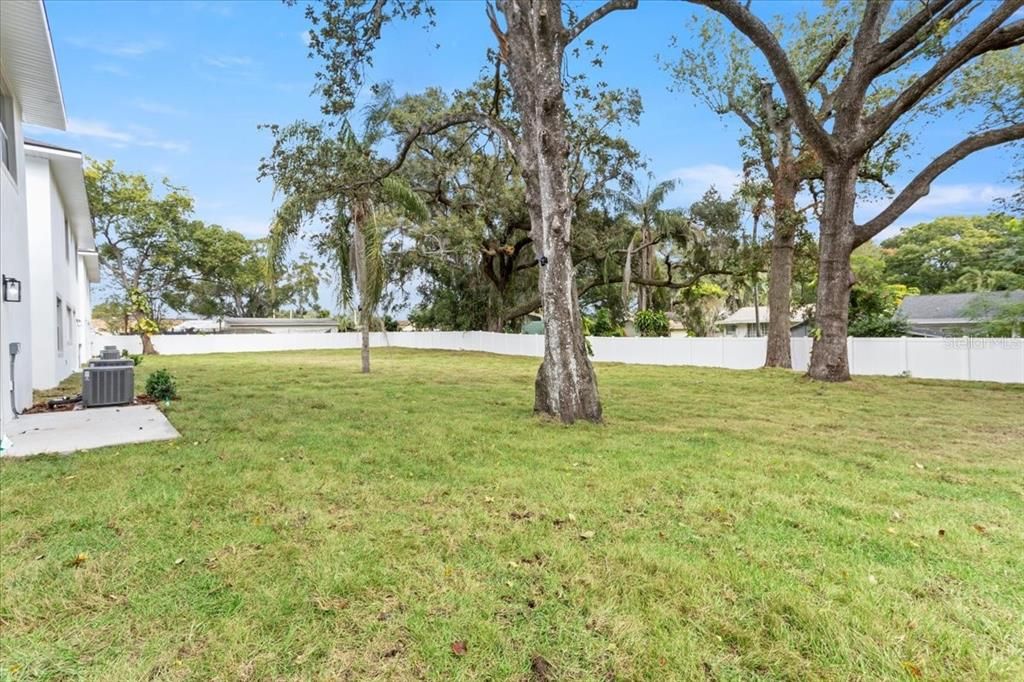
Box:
[0,0,67,130]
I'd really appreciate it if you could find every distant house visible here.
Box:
[898,291,1024,337]
[173,317,340,334]
[715,306,808,338]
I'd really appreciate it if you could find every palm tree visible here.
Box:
[267,113,427,373]
[619,178,688,311]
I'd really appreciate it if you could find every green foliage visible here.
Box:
[587,309,625,337]
[120,349,143,367]
[964,295,1024,337]
[880,214,1023,294]
[848,313,910,338]
[144,369,177,402]
[849,244,917,338]
[634,310,670,337]
[674,280,727,337]
[86,159,195,322]
[127,288,160,336]
[93,298,130,334]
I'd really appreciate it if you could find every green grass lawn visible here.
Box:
[2,349,1023,680]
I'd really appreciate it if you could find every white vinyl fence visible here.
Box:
[92,332,1024,384]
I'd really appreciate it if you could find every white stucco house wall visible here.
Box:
[26,140,99,390]
[1,0,69,427]
[715,306,810,338]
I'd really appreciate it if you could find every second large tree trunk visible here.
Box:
[764,171,798,368]
[501,0,601,423]
[808,164,858,381]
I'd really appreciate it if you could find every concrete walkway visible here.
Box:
[1,405,180,458]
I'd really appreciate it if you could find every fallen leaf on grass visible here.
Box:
[579,530,595,540]
[69,552,89,568]
[530,654,554,680]
[972,524,986,534]
[174,558,185,566]
[902,661,923,678]
[450,640,467,657]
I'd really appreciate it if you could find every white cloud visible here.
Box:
[94,63,130,77]
[69,37,164,58]
[202,55,254,69]
[300,30,314,48]
[60,118,189,153]
[664,163,742,207]
[186,1,234,17]
[857,182,1010,217]
[130,98,187,117]
[902,183,1011,212]
[856,182,1011,241]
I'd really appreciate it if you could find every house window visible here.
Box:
[56,298,63,353]
[0,84,15,178]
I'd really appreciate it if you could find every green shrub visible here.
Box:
[634,310,670,337]
[121,350,144,366]
[145,369,178,401]
[588,309,626,337]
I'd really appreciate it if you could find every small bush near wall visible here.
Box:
[635,310,670,337]
[145,369,178,401]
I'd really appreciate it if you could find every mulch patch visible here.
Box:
[23,395,157,414]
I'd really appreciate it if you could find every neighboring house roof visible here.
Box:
[172,319,221,332]
[0,0,67,129]
[716,306,806,327]
[522,320,544,335]
[898,291,1024,324]
[24,139,98,282]
[223,317,337,328]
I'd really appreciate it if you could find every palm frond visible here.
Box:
[359,204,387,323]
[380,176,429,223]
[268,193,310,281]
[327,204,355,311]
[646,179,678,210]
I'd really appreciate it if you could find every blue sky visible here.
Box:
[28,0,1016,307]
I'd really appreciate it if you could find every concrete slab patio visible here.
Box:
[2,405,180,458]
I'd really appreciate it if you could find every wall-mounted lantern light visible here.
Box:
[2,275,22,303]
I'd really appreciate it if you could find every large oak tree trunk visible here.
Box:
[501,0,601,423]
[764,171,798,368]
[140,333,157,356]
[808,164,858,381]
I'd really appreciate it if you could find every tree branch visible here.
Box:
[686,0,837,162]
[869,0,970,76]
[854,122,1024,246]
[805,34,850,88]
[565,0,639,44]
[861,0,1023,152]
[501,268,732,321]
[342,111,518,191]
